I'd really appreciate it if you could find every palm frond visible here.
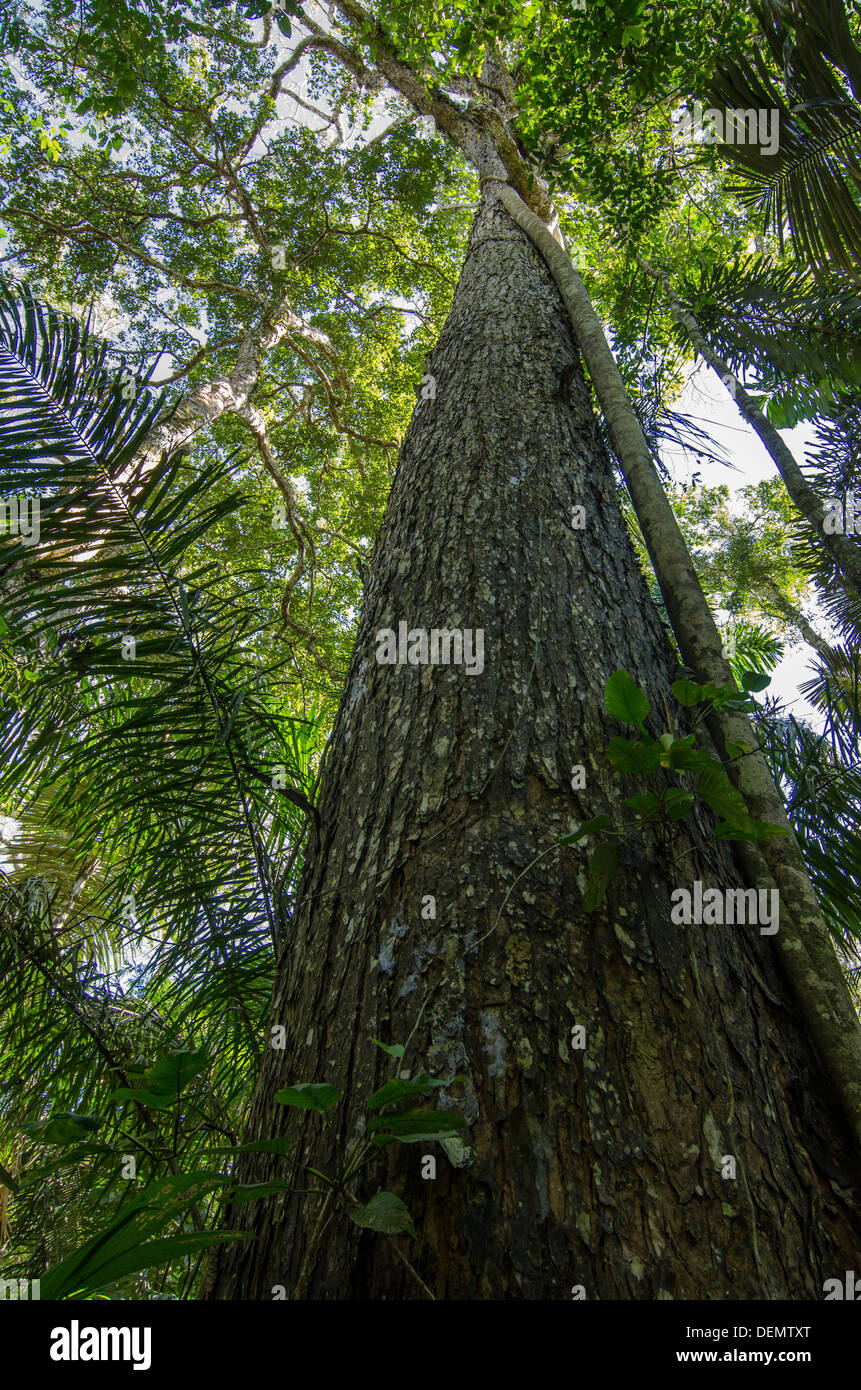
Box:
[781,392,861,644]
[675,255,861,423]
[799,644,861,755]
[0,281,317,1281]
[706,47,861,273]
[756,708,861,949]
[724,618,785,676]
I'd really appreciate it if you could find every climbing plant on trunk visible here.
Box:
[208,193,861,1301]
[5,0,861,1303]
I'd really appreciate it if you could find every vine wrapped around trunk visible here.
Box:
[207,196,861,1301]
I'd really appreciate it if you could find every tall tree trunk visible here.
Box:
[208,195,861,1301]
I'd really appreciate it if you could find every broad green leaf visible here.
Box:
[712,694,755,712]
[37,1172,234,1299]
[370,1040,405,1060]
[368,1108,467,1146]
[606,737,661,774]
[739,670,771,692]
[19,1112,105,1146]
[16,1144,115,1185]
[274,1083,341,1112]
[558,815,612,843]
[623,792,661,815]
[714,819,789,842]
[663,788,695,820]
[348,1190,416,1237]
[670,678,728,706]
[604,669,650,729]
[692,763,755,827]
[224,1180,291,1204]
[41,1230,249,1300]
[367,1074,464,1111]
[109,1087,176,1111]
[667,744,719,774]
[109,1048,208,1108]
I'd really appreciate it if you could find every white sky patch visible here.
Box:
[0,816,21,873]
[663,363,826,727]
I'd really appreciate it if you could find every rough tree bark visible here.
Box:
[498,187,861,1149]
[208,194,861,1301]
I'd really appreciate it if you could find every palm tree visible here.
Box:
[0,279,315,1296]
[707,0,861,274]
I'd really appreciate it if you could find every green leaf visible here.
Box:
[692,763,754,827]
[583,842,619,912]
[663,788,695,820]
[712,692,755,712]
[366,1074,463,1111]
[370,1040,405,1060]
[274,1083,341,1112]
[224,1180,291,1204]
[19,1112,105,1146]
[739,670,771,692]
[41,1230,248,1300]
[622,791,661,816]
[606,737,661,773]
[109,1087,176,1111]
[558,815,612,843]
[454,21,473,56]
[37,1172,242,1299]
[109,1048,208,1109]
[725,741,750,759]
[0,1162,18,1190]
[15,1144,114,1186]
[667,744,718,774]
[671,678,729,706]
[348,1190,416,1237]
[714,819,789,842]
[368,1109,467,1146]
[604,669,650,729]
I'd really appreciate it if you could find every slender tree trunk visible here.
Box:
[635,253,861,603]
[208,195,861,1301]
[763,579,834,660]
